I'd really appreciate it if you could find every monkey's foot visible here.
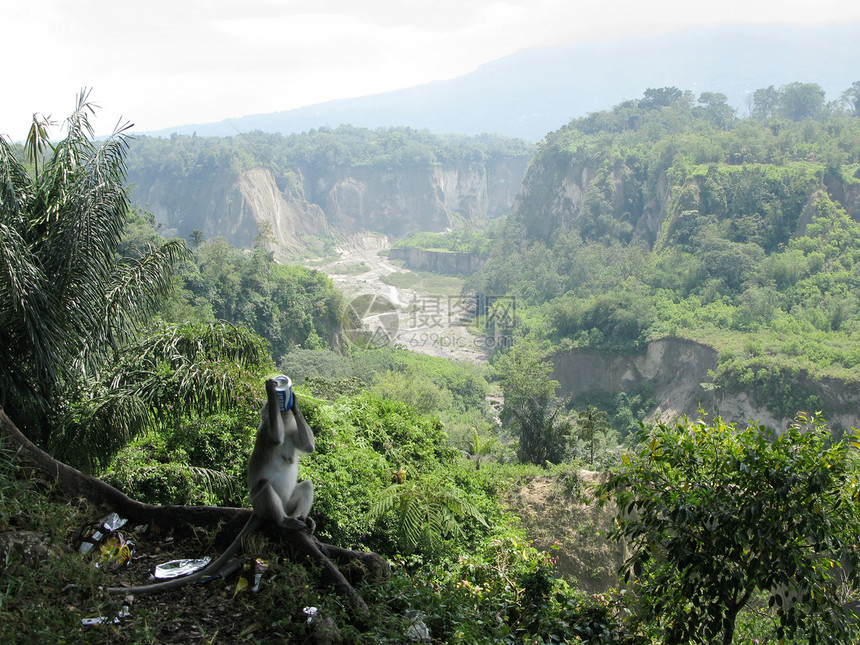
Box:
[300,515,316,535]
[280,515,315,534]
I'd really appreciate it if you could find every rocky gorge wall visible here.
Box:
[388,247,485,274]
[509,147,860,250]
[551,337,860,431]
[127,156,529,254]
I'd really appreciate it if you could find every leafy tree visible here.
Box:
[495,342,559,423]
[495,343,572,462]
[597,414,860,645]
[779,82,826,121]
[639,87,685,109]
[0,92,188,449]
[697,91,736,129]
[370,368,446,415]
[277,347,352,383]
[187,228,205,249]
[751,85,779,121]
[172,238,348,357]
[841,81,860,117]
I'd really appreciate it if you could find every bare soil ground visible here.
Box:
[505,471,625,594]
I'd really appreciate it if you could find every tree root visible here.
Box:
[0,407,387,616]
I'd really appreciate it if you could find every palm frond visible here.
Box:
[51,385,151,471]
[100,239,191,359]
[86,322,271,439]
[0,136,34,222]
[180,465,239,502]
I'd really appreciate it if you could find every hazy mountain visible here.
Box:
[146,23,860,142]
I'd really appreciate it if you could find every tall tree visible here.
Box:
[0,91,189,450]
[639,86,684,109]
[778,82,826,121]
[510,394,571,465]
[750,85,779,121]
[575,405,610,465]
[841,81,860,117]
[697,92,736,129]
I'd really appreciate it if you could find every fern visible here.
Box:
[367,479,487,555]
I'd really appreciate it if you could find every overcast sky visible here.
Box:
[5,0,860,136]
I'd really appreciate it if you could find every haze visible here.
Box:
[5,0,860,135]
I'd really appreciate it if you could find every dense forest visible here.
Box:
[442,82,860,427]
[4,85,860,643]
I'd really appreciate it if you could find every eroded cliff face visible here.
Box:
[129,167,327,254]
[510,149,859,250]
[388,247,485,274]
[127,157,529,253]
[551,337,860,431]
[509,154,668,245]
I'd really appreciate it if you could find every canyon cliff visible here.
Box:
[551,337,860,432]
[125,133,531,255]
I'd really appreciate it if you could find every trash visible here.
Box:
[233,557,269,596]
[99,534,134,565]
[233,575,249,597]
[303,606,319,623]
[153,557,211,579]
[81,605,130,626]
[78,513,129,554]
[252,558,269,592]
[404,609,431,642]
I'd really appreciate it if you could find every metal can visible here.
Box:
[273,375,293,412]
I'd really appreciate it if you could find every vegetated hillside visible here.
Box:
[466,82,860,431]
[125,127,532,256]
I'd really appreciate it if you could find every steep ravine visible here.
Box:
[551,337,860,431]
[127,157,530,254]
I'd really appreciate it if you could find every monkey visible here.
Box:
[108,376,315,594]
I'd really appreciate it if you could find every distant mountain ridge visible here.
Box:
[146,23,860,142]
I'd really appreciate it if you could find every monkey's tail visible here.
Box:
[107,515,262,595]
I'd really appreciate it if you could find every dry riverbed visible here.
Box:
[309,233,497,364]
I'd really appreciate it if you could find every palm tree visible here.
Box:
[575,405,611,465]
[0,91,189,454]
[511,395,572,466]
[53,321,274,471]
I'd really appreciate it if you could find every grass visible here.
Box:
[381,271,464,296]
[331,262,369,275]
